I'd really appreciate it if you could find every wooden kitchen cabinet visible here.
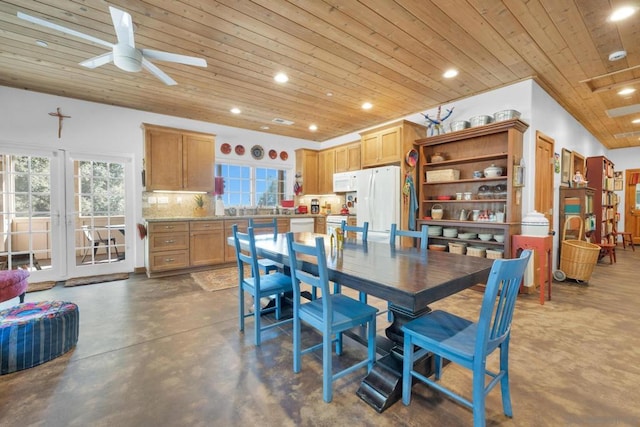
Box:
[360,121,425,167]
[318,149,336,194]
[143,123,215,192]
[315,216,326,234]
[224,219,248,263]
[335,142,361,172]
[189,221,225,266]
[295,149,319,195]
[145,221,190,276]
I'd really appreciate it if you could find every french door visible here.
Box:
[1,144,133,282]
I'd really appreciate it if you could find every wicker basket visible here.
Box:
[559,240,601,282]
[486,249,504,260]
[467,246,486,258]
[426,169,460,183]
[448,242,467,255]
[431,204,444,220]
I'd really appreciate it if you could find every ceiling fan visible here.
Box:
[17,6,207,85]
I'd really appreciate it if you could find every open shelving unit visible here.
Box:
[415,119,528,258]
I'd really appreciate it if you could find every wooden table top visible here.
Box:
[241,232,493,313]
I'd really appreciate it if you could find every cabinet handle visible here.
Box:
[164,239,175,243]
[163,226,174,229]
[164,258,175,262]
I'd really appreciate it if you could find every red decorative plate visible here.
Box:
[269,149,277,159]
[280,151,288,161]
[220,143,231,154]
[235,145,245,155]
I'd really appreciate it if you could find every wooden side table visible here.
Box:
[511,235,553,305]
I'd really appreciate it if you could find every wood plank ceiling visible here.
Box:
[0,0,638,148]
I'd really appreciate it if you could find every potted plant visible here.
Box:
[194,194,206,216]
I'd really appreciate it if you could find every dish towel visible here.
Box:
[406,175,418,231]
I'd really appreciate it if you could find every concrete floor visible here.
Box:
[1,247,639,426]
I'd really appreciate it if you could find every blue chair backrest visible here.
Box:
[389,224,428,249]
[476,250,532,358]
[248,218,278,237]
[341,220,368,242]
[232,224,260,282]
[286,232,333,323]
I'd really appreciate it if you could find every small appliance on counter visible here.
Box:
[311,199,320,214]
[297,205,308,214]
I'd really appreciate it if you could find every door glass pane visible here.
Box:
[74,160,125,266]
[636,184,640,209]
[0,154,51,272]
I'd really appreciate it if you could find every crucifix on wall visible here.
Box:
[48,107,71,138]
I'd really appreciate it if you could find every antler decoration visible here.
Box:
[422,106,454,136]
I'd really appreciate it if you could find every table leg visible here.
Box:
[356,304,433,413]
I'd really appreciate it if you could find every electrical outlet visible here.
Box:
[148,196,157,204]
[158,196,169,204]
[177,197,182,204]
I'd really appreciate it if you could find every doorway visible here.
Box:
[0,146,133,282]
[534,131,555,228]
[624,169,640,244]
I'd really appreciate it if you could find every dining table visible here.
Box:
[232,232,494,412]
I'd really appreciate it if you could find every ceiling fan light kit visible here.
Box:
[17,6,206,85]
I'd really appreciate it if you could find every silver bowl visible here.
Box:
[469,115,493,127]
[493,109,521,122]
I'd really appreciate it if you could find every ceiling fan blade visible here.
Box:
[80,52,114,69]
[108,6,135,48]
[17,11,113,49]
[141,58,177,86]
[142,49,207,67]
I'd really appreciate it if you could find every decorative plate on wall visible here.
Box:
[220,143,231,154]
[268,149,278,159]
[235,145,245,155]
[251,145,264,160]
[280,151,288,161]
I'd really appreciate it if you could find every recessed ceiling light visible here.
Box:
[35,40,48,47]
[274,72,289,83]
[260,125,270,130]
[609,50,627,61]
[443,69,458,78]
[309,124,318,131]
[326,92,333,97]
[362,102,373,110]
[632,118,640,124]
[609,6,637,21]
[230,107,241,114]
[618,88,636,96]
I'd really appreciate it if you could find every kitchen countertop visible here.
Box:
[144,214,324,222]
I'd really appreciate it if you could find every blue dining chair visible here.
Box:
[286,232,378,403]
[339,220,369,302]
[389,223,428,250]
[232,224,293,346]
[401,249,532,427]
[248,218,281,274]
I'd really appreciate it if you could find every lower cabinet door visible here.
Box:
[190,222,225,266]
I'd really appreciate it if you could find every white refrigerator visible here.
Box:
[356,165,401,242]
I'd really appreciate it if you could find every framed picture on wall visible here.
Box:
[614,171,623,191]
[561,148,572,186]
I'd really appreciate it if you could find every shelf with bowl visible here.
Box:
[415,118,528,260]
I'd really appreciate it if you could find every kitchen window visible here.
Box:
[215,163,288,207]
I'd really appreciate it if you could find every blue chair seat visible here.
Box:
[242,272,291,296]
[299,294,378,331]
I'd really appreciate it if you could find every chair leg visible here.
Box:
[238,287,245,333]
[254,295,262,346]
[402,334,414,405]
[500,344,513,418]
[293,316,302,374]
[19,291,26,303]
[367,317,376,372]
[359,292,367,303]
[472,364,487,427]
[323,328,333,403]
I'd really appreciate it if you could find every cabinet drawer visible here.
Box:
[190,221,223,232]
[149,232,189,251]
[148,250,190,271]
[148,222,189,233]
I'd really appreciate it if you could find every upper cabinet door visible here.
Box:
[145,127,183,191]
[183,133,215,192]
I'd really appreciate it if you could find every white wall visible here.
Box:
[0,86,315,270]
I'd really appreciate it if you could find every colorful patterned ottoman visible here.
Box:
[0,301,79,375]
